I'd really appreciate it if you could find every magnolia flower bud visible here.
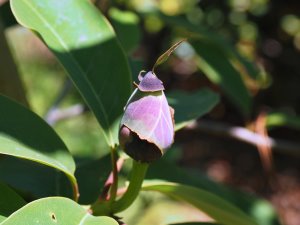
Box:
[119,72,174,163]
[119,125,162,163]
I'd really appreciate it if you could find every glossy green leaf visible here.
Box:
[147,159,281,225]
[142,182,258,225]
[0,95,76,199]
[109,8,141,53]
[266,112,300,130]
[191,39,252,114]
[1,197,118,225]
[167,89,219,130]
[10,0,132,146]
[0,183,26,222]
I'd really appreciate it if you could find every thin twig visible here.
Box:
[109,147,119,202]
[43,102,300,157]
[100,157,125,200]
[254,112,273,174]
[186,120,300,157]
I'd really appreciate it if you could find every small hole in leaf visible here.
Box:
[50,213,57,222]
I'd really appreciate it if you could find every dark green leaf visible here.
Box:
[142,182,258,225]
[156,13,259,80]
[0,157,73,199]
[167,89,219,130]
[1,197,118,225]
[147,159,281,225]
[10,0,132,146]
[0,2,17,28]
[191,39,252,114]
[0,95,76,198]
[75,154,112,204]
[109,8,141,53]
[129,57,145,81]
[0,183,26,222]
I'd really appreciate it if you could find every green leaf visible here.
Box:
[0,183,26,222]
[142,182,258,225]
[10,0,132,146]
[155,13,259,80]
[109,8,141,53]
[0,157,73,199]
[1,197,118,225]
[169,223,220,225]
[0,2,17,28]
[75,154,112,204]
[191,39,252,115]
[0,95,76,199]
[167,89,219,130]
[266,112,300,130]
[147,159,281,225]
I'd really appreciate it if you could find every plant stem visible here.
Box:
[111,160,149,213]
[109,146,118,202]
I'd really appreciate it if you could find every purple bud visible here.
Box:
[137,72,164,92]
[119,71,174,162]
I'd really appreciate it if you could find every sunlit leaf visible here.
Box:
[266,112,300,130]
[147,160,281,225]
[142,182,258,225]
[1,197,118,225]
[10,0,132,146]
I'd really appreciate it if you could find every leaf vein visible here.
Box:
[22,0,113,142]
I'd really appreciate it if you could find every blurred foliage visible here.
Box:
[267,112,300,130]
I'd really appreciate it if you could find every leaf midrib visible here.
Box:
[20,0,113,143]
[144,184,257,225]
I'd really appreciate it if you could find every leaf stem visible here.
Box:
[109,146,118,202]
[111,160,149,213]
[72,182,79,202]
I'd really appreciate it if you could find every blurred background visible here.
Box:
[1,0,300,224]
